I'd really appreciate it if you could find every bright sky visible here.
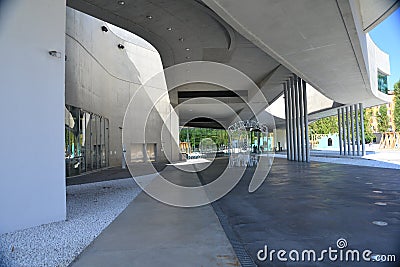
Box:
[370,8,400,91]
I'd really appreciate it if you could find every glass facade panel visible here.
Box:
[378,72,388,94]
[65,105,109,177]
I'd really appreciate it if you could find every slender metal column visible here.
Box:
[360,103,366,156]
[338,109,342,155]
[346,106,350,155]
[290,78,297,161]
[283,84,290,160]
[341,108,346,155]
[299,77,305,162]
[355,104,360,156]
[350,105,355,156]
[302,80,310,162]
[287,80,294,160]
[293,75,301,161]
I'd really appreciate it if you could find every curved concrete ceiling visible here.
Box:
[67,0,292,128]
[202,0,392,105]
[357,0,400,32]
[66,0,394,128]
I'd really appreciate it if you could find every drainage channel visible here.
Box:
[195,168,257,267]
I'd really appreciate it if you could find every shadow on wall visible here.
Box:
[65,7,171,168]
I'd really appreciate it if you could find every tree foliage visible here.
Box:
[179,127,229,149]
[377,104,389,132]
[309,115,338,134]
[394,80,400,131]
[363,108,375,143]
[308,109,375,143]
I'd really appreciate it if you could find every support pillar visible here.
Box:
[302,80,310,162]
[350,105,355,156]
[355,104,360,156]
[360,103,366,156]
[341,108,346,155]
[294,75,301,162]
[338,109,342,155]
[346,106,351,155]
[288,80,294,160]
[290,77,297,161]
[299,77,305,162]
[284,84,290,160]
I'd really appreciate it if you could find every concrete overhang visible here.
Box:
[66,0,394,127]
[202,0,393,107]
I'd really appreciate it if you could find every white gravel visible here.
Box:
[0,178,141,267]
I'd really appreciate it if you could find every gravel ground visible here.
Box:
[0,178,141,267]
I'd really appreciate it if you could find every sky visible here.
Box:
[370,8,400,91]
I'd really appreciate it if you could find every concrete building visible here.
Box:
[0,0,397,234]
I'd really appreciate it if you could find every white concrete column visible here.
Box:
[0,0,66,234]
[298,77,305,162]
[346,106,351,155]
[338,109,342,155]
[355,104,360,156]
[341,108,346,155]
[350,105,355,156]
[302,80,310,162]
[283,84,290,160]
[290,77,297,161]
[288,80,294,160]
[360,103,366,156]
[294,75,301,162]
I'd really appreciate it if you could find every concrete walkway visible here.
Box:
[199,158,400,266]
[69,157,399,267]
[69,165,239,267]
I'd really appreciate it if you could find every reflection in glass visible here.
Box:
[378,72,388,94]
[65,105,109,177]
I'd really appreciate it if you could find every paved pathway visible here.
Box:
[69,164,239,267]
[70,157,400,267]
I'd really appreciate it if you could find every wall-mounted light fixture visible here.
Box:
[118,44,125,49]
[101,26,108,32]
[117,1,125,5]
[49,50,61,58]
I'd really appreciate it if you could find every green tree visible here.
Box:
[309,115,338,134]
[393,80,400,131]
[363,108,374,143]
[179,127,229,149]
[377,104,389,132]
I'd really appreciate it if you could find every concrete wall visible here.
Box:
[0,0,66,234]
[65,8,179,167]
[349,0,392,106]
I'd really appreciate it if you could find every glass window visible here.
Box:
[65,105,110,177]
[378,72,388,94]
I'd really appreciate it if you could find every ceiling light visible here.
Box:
[185,56,191,59]
[179,37,184,42]
[117,1,125,5]
[146,15,153,19]
[167,27,173,31]
[185,48,190,51]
